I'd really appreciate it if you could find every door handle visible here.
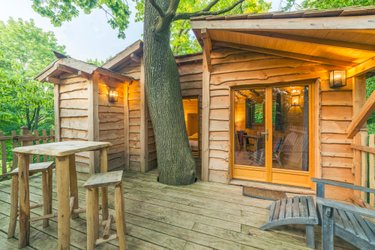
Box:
[260,129,269,140]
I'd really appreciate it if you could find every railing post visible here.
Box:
[0,131,6,176]
[370,134,375,206]
[11,130,18,170]
[360,130,369,201]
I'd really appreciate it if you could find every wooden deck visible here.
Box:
[0,170,354,250]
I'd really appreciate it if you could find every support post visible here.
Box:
[322,206,334,250]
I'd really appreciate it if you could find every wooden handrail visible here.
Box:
[347,90,375,139]
[351,143,375,154]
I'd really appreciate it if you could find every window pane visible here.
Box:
[272,86,309,171]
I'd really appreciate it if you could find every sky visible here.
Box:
[0,0,285,62]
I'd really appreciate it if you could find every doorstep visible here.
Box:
[230,179,316,196]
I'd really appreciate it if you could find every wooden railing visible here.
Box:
[0,126,55,178]
[352,132,375,206]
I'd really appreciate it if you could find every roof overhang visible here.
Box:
[103,40,143,70]
[36,57,132,84]
[191,7,375,71]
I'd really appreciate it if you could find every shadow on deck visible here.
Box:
[0,170,354,249]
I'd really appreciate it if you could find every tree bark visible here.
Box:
[144,0,196,185]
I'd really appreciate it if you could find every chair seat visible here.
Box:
[84,170,123,188]
[10,161,54,175]
[261,196,319,230]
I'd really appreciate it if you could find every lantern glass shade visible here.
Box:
[329,70,346,88]
[291,95,300,106]
[108,88,118,103]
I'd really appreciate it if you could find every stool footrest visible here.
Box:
[30,213,57,222]
[95,234,117,246]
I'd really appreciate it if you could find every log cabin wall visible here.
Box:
[178,56,203,171]
[113,55,203,172]
[97,79,126,170]
[117,61,144,171]
[58,74,90,171]
[207,47,354,199]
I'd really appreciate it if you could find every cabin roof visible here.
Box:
[36,57,132,83]
[191,6,375,70]
[103,40,143,70]
[191,6,375,21]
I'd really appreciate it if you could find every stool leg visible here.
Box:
[114,183,126,250]
[47,166,53,218]
[8,175,18,238]
[42,170,50,228]
[87,187,99,250]
[69,155,79,219]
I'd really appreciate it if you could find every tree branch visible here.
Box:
[203,0,220,11]
[149,0,166,18]
[174,0,244,20]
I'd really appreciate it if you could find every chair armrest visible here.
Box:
[312,178,375,195]
[316,197,375,219]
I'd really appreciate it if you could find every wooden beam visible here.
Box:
[140,57,148,173]
[95,68,131,82]
[54,84,60,142]
[247,31,375,52]
[214,41,352,67]
[201,29,212,72]
[347,89,375,138]
[201,43,211,181]
[347,56,375,78]
[191,15,375,30]
[123,84,130,170]
[88,78,99,173]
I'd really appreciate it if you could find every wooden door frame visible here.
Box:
[230,81,316,188]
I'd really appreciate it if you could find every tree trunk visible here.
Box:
[144,0,196,185]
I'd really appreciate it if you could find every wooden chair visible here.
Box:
[260,196,319,249]
[8,161,54,238]
[84,170,126,250]
[313,178,375,250]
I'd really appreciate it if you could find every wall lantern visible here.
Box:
[108,88,118,103]
[291,95,300,106]
[329,70,346,88]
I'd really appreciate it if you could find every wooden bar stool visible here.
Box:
[84,170,126,250]
[8,161,54,238]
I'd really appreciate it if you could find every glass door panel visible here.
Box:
[272,86,309,171]
[233,88,266,167]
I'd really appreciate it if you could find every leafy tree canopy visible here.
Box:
[33,0,271,55]
[282,0,375,10]
[0,18,65,132]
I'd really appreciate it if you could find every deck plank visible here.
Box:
[0,170,355,250]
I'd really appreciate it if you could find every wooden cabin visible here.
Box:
[190,9,375,200]
[36,8,375,202]
[36,41,203,174]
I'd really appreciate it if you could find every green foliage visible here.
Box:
[367,77,375,134]
[282,0,375,11]
[33,0,271,55]
[136,0,271,55]
[87,58,105,66]
[32,0,131,39]
[0,18,65,133]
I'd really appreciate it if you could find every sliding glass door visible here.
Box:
[232,84,313,187]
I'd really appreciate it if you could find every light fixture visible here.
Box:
[329,70,346,88]
[108,88,118,103]
[291,95,300,106]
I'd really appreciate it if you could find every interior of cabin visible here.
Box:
[183,97,200,157]
[234,85,309,172]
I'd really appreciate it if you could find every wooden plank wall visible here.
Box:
[98,80,126,170]
[319,75,354,200]
[119,61,143,171]
[207,48,353,192]
[179,59,203,170]
[58,75,90,170]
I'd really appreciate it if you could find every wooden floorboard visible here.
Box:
[0,170,355,249]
